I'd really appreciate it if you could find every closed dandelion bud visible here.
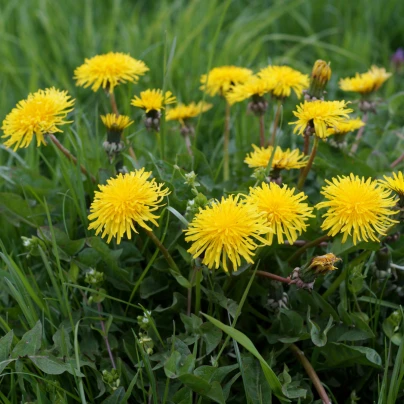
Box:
[308,60,331,100]
[185,193,208,220]
[101,114,133,160]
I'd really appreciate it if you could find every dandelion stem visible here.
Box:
[269,100,282,146]
[109,90,119,116]
[255,270,292,284]
[303,133,310,155]
[107,89,138,163]
[288,234,330,267]
[223,102,231,181]
[183,131,193,156]
[97,302,116,369]
[49,134,96,183]
[297,136,319,190]
[391,152,404,168]
[259,114,265,147]
[289,344,331,404]
[143,228,181,274]
[350,112,368,154]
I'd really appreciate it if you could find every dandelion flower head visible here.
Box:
[258,65,309,99]
[339,66,392,94]
[247,182,314,245]
[326,117,365,136]
[2,87,74,151]
[307,253,341,275]
[244,145,308,171]
[184,195,270,272]
[74,52,149,93]
[225,76,273,105]
[166,101,212,124]
[316,174,398,244]
[131,89,176,113]
[88,168,170,244]
[379,171,404,198]
[200,66,253,97]
[289,100,353,139]
[101,113,133,132]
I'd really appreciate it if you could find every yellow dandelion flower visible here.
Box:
[316,174,398,244]
[101,113,133,132]
[88,168,170,244]
[326,117,365,136]
[166,101,212,124]
[200,66,253,97]
[131,89,176,113]
[244,145,308,170]
[339,66,392,94]
[258,65,309,99]
[225,76,272,105]
[379,171,404,197]
[184,195,270,272]
[2,87,74,151]
[247,182,314,245]
[74,52,149,93]
[289,100,353,139]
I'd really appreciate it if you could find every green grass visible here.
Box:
[1,0,404,403]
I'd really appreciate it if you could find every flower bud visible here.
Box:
[308,60,331,99]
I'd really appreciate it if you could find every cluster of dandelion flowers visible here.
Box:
[88,169,170,244]
[200,66,253,97]
[184,195,270,272]
[316,174,398,245]
[247,182,314,245]
[339,66,392,94]
[245,145,308,171]
[289,100,353,139]
[225,76,272,105]
[166,101,212,125]
[258,65,309,99]
[2,87,74,151]
[131,89,176,113]
[74,52,149,93]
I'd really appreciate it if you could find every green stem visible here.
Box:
[269,100,282,146]
[143,229,180,274]
[322,267,346,299]
[288,234,330,267]
[223,102,231,181]
[289,344,331,404]
[297,136,319,190]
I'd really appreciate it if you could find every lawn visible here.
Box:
[1,0,404,403]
